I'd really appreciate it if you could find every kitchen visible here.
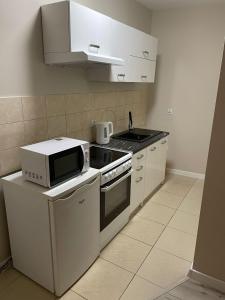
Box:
[0,0,225,299]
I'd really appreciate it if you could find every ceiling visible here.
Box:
[137,0,225,10]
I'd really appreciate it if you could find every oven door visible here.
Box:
[49,146,84,187]
[100,169,132,231]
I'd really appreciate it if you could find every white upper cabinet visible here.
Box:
[41,1,124,65]
[130,29,158,61]
[88,56,156,83]
[41,1,158,82]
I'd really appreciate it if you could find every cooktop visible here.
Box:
[90,146,128,169]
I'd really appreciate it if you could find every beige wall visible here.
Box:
[0,0,152,264]
[0,0,151,97]
[193,46,225,282]
[148,4,225,174]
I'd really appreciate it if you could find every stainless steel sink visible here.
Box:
[113,128,162,143]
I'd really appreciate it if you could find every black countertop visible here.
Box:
[94,129,169,154]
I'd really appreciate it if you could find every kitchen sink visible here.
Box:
[113,128,162,143]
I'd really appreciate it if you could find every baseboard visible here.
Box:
[188,268,225,294]
[0,257,11,269]
[167,168,205,180]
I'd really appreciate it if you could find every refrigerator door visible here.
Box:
[49,175,100,296]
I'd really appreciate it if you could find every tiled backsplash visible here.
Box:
[0,90,148,177]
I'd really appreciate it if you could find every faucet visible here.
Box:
[128,111,133,131]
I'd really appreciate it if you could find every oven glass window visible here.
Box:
[100,173,131,230]
[105,180,128,217]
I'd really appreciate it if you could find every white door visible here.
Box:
[49,176,100,297]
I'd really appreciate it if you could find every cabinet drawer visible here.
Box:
[132,149,146,167]
[130,170,145,213]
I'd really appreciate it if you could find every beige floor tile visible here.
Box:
[72,258,133,300]
[165,174,196,186]
[169,279,225,300]
[121,216,165,246]
[100,234,151,273]
[0,275,55,300]
[120,276,165,300]
[156,294,179,300]
[155,227,196,262]
[137,248,191,289]
[179,182,203,216]
[168,210,199,235]
[0,268,21,294]
[150,190,184,209]
[60,290,85,300]
[161,175,196,198]
[138,202,175,225]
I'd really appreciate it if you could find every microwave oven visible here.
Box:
[21,137,89,187]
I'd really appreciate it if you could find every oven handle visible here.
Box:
[101,169,133,193]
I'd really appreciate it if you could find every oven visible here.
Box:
[100,168,132,231]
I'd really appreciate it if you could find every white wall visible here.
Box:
[148,3,225,174]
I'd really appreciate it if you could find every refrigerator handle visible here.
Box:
[55,176,99,202]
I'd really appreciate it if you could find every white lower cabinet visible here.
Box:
[144,138,168,199]
[130,137,168,214]
[130,149,146,213]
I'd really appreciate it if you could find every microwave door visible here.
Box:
[49,147,84,187]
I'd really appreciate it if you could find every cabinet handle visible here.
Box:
[117,74,126,81]
[143,50,150,56]
[78,199,86,204]
[136,177,143,183]
[89,44,100,54]
[89,44,100,49]
[161,140,167,145]
[141,75,148,81]
[136,165,143,171]
[137,154,144,160]
[150,146,157,152]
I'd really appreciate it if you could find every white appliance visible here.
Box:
[20,137,89,188]
[2,168,100,297]
[90,145,132,249]
[95,122,114,145]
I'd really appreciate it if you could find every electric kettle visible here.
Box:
[95,122,114,144]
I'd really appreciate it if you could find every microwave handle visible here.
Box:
[101,170,133,193]
[55,176,99,203]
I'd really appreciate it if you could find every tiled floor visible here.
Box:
[0,174,204,300]
[156,278,225,299]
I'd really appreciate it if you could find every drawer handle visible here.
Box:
[150,146,157,152]
[89,44,100,54]
[161,140,167,145]
[137,154,144,160]
[136,166,143,171]
[143,50,150,56]
[78,199,86,205]
[136,177,143,183]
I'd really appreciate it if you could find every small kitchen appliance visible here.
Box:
[95,122,113,145]
[21,137,89,188]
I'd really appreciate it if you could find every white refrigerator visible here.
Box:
[2,168,100,296]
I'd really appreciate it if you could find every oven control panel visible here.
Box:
[101,159,132,185]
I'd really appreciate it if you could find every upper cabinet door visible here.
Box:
[130,29,158,61]
[69,2,102,56]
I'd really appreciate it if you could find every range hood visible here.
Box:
[44,52,125,66]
